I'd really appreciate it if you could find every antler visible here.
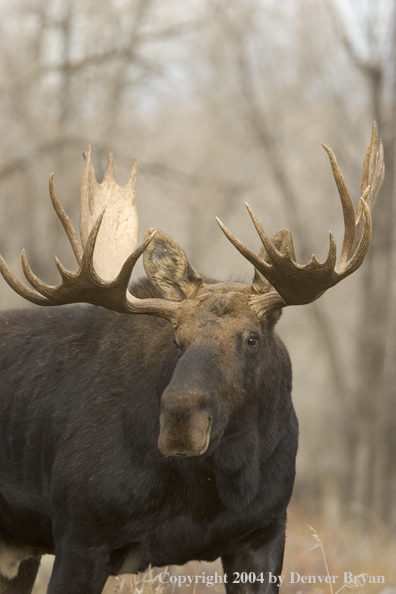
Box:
[217,122,385,312]
[0,149,178,323]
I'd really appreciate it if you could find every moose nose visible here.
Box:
[158,410,211,458]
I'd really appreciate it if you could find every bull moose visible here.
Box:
[0,125,384,594]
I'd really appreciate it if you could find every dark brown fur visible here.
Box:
[0,233,298,594]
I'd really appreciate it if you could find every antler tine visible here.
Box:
[0,255,49,306]
[217,123,384,312]
[216,216,272,274]
[364,122,383,206]
[353,123,384,252]
[321,145,356,268]
[19,212,106,303]
[0,149,180,323]
[49,174,83,264]
[325,122,384,268]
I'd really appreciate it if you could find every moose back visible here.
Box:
[0,126,384,594]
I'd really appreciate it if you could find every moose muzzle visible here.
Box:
[158,345,223,457]
[158,388,212,458]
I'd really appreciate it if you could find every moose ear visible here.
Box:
[143,228,203,301]
[252,228,296,294]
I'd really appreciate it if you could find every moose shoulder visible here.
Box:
[0,125,384,594]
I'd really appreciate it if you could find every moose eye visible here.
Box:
[247,334,259,347]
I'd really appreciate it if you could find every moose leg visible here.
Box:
[221,518,286,594]
[47,545,109,594]
[0,557,41,594]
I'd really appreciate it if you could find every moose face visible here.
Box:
[139,230,281,459]
[158,284,273,457]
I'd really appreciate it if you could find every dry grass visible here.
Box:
[31,503,396,594]
[281,504,396,594]
[107,566,170,594]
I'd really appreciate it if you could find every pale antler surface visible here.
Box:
[217,122,385,313]
[0,150,179,323]
[80,147,139,281]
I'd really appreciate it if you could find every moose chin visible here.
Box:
[0,124,384,594]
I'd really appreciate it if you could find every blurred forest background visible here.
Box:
[0,0,396,591]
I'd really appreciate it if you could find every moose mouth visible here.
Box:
[158,415,211,458]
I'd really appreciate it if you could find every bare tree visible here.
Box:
[326,0,396,525]
[1,0,395,530]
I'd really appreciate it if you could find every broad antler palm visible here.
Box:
[216,123,384,315]
[0,148,179,322]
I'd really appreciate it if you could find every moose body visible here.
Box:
[0,278,297,594]
[0,125,384,594]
